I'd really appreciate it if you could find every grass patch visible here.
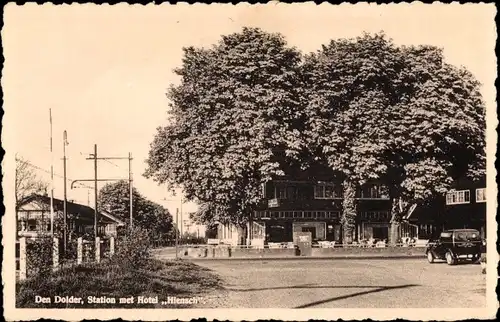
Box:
[16,258,222,308]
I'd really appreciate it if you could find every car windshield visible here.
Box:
[454,231,481,241]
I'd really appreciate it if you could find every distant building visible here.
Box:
[17,194,125,238]
[405,176,487,240]
[182,216,206,239]
[444,177,486,237]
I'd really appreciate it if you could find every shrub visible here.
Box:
[114,226,152,268]
[26,238,53,277]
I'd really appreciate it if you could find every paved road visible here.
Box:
[194,258,486,308]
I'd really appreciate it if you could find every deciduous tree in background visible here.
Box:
[15,156,48,210]
[15,156,49,236]
[145,27,306,231]
[98,180,174,243]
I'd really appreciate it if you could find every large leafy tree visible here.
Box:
[98,180,174,242]
[303,32,485,244]
[145,27,306,228]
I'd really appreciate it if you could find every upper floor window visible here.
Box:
[359,184,390,199]
[314,183,342,199]
[273,185,301,200]
[275,186,287,199]
[446,190,471,205]
[476,188,486,203]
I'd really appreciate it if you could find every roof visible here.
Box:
[19,194,125,226]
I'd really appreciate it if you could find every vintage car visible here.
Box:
[426,229,482,265]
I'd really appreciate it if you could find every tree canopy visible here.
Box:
[145,28,486,232]
[304,32,485,204]
[145,27,306,225]
[98,180,174,241]
[303,32,485,242]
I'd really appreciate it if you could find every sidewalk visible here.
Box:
[154,252,428,261]
[153,245,429,261]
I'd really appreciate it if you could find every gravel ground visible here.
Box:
[193,258,486,308]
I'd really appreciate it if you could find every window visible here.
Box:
[273,184,303,200]
[106,224,117,235]
[446,190,471,205]
[476,188,486,203]
[360,184,390,199]
[27,219,37,231]
[314,183,342,199]
[276,186,287,199]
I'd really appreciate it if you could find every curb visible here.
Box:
[164,255,427,261]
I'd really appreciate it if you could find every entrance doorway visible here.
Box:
[372,226,389,240]
[301,226,316,240]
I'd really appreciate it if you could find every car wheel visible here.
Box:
[427,251,435,263]
[446,251,456,265]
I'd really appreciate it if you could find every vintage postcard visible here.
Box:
[2,2,498,321]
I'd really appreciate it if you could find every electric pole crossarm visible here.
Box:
[83,147,134,230]
[70,179,126,189]
[86,157,132,160]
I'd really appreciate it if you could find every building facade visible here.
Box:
[251,179,392,244]
[217,174,487,245]
[443,178,487,238]
[217,175,396,245]
[17,194,125,238]
[404,176,487,240]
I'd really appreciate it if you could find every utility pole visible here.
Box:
[63,130,69,253]
[49,109,54,237]
[93,144,98,237]
[84,148,133,234]
[129,152,133,228]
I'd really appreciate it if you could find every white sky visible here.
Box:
[2,3,497,219]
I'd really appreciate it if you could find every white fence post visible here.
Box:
[19,237,27,281]
[53,238,59,270]
[109,236,115,257]
[77,237,83,264]
[95,237,100,263]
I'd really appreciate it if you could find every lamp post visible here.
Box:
[63,130,69,254]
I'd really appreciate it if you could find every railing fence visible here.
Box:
[16,236,115,281]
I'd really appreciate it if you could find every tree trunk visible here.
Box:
[341,179,357,246]
[246,214,253,246]
[236,225,245,246]
[389,197,401,246]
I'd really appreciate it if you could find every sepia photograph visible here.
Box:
[1,2,497,321]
